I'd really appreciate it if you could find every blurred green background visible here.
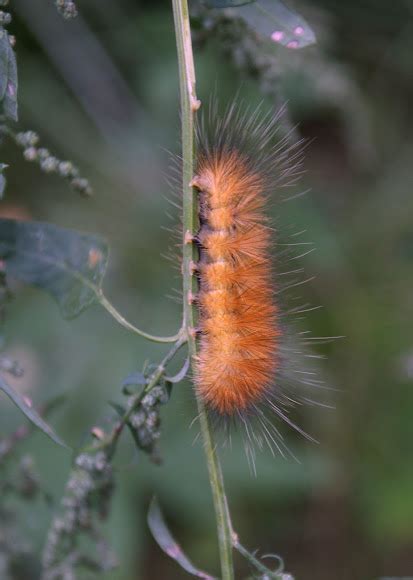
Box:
[1,0,413,578]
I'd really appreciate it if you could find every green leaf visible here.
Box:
[122,371,147,388]
[203,0,256,7]
[0,219,109,319]
[0,28,18,121]
[122,371,147,395]
[148,497,216,580]
[0,374,68,448]
[233,0,316,49]
[108,401,127,417]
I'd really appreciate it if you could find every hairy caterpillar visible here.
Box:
[189,104,319,460]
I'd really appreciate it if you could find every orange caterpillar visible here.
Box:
[191,104,309,453]
[193,152,278,415]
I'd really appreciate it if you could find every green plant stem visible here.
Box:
[98,292,183,343]
[171,1,235,578]
[198,402,235,580]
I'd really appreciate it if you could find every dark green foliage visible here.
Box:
[115,366,172,462]
[0,219,108,319]
[125,382,170,461]
[198,0,316,49]
[42,448,116,579]
[0,397,66,579]
[0,27,17,122]
[0,455,43,579]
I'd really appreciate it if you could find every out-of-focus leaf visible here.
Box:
[126,420,145,451]
[122,371,147,395]
[232,0,316,49]
[148,497,216,580]
[0,218,109,319]
[108,401,127,417]
[122,371,147,388]
[109,401,146,452]
[41,392,68,417]
[0,163,7,198]
[203,0,256,7]
[0,28,18,121]
[0,374,68,448]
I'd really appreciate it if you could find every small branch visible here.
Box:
[98,292,183,344]
[171,1,234,579]
[110,336,187,446]
[83,335,187,458]
[0,125,92,197]
[42,338,187,577]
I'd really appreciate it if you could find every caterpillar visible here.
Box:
[189,103,319,460]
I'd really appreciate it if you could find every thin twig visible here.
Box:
[98,292,183,343]
[109,336,187,449]
[83,335,188,458]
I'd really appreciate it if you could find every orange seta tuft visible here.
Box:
[194,151,279,416]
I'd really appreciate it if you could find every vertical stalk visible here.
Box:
[171,2,235,578]
[172,0,199,346]
[197,404,235,580]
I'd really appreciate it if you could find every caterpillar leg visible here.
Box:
[189,260,199,275]
[181,258,199,275]
[184,230,196,245]
[187,290,199,305]
[189,176,202,190]
[188,326,201,339]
